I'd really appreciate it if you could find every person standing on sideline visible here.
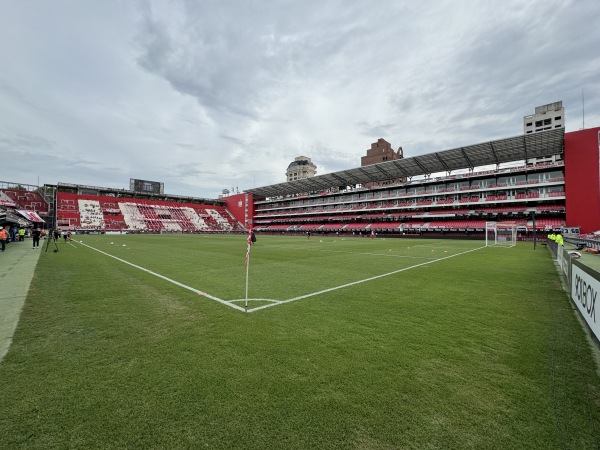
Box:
[0,226,8,252]
[53,229,60,242]
[18,227,25,241]
[307,231,311,240]
[555,231,564,246]
[251,230,257,245]
[32,227,41,249]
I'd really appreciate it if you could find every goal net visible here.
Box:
[485,222,517,247]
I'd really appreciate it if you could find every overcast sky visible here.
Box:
[1,0,599,198]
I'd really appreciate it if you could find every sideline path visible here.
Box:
[0,239,42,362]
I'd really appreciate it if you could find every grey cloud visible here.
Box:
[356,121,397,140]
[0,81,42,112]
[0,133,59,155]
[389,94,414,115]
[136,18,173,74]
[219,134,246,147]
[167,163,217,178]
[133,1,377,122]
[70,159,103,168]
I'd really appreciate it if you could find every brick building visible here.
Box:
[361,138,404,187]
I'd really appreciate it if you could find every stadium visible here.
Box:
[3,116,600,239]
[1,118,600,447]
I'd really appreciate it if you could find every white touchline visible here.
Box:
[78,242,246,312]
[246,246,485,313]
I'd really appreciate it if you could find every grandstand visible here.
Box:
[240,127,600,238]
[243,129,568,238]
[0,181,244,234]
[1,188,48,215]
[0,182,49,229]
[52,188,243,233]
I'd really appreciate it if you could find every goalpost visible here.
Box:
[485,222,517,247]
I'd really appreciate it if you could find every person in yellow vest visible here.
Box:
[555,231,564,246]
[0,225,8,252]
[18,227,25,241]
[547,232,556,242]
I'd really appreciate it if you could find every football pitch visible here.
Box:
[1,234,599,449]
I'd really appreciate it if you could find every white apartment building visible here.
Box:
[286,156,317,182]
[523,101,565,134]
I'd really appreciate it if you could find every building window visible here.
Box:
[555,116,562,120]
[543,118,552,125]
[526,122,532,126]
[535,120,543,127]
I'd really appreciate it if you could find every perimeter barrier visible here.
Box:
[548,239,599,345]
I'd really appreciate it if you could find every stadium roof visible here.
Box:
[246,128,564,198]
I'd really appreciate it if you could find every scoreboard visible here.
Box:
[129,178,164,195]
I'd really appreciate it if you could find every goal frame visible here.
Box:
[485,222,517,247]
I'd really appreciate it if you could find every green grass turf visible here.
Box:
[0,234,599,449]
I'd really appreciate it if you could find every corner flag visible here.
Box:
[245,228,252,267]
[245,228,252,312]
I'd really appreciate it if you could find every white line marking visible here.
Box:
[79,240,485,314]
[78,242,245,312]
[315,249,438,259]
[246,246,485,313]
[230,298,282,304]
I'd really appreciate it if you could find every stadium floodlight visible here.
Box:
[485,222,517,248]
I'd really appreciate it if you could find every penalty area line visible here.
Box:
[246,245,485,313]
[77,242,245,312]
[316,249,438,259]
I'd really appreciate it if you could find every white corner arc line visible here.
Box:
[230,298,282,304]
[78,242,246,312]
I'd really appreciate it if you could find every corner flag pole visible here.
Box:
[244,228,252,312]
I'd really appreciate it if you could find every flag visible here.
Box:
[245,228,252,267]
